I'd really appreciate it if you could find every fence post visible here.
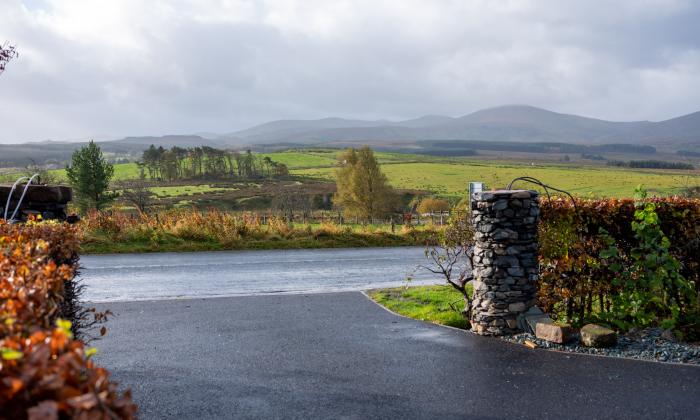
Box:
[469,189,540,335]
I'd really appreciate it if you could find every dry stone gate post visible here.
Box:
[469,190,540,335]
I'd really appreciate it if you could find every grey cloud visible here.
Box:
[0,0,699,143]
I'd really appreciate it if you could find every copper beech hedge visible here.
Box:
[538,196,700,325]
[0,220,137,419]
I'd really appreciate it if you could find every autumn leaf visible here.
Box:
[1,347,23,360]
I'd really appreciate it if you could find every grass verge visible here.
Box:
[80,230,432,254]
[367,285,471,329]
[77,208,440,254]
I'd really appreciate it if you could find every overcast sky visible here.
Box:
[1,0,699,143]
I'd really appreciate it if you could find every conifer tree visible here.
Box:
[66,140,117,212]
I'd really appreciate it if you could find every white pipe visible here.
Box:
[5,174,40,222]
[3,176,28,220]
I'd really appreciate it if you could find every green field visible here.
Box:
[6,162,144,183]
[261,150,338,168]
[4,149,698,199]
[292,160,699,198]
[3,150,339,183]
[148,185,238,197]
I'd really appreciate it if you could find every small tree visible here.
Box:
[415,213,475,317]
[271,187,311,222]
[66,141,117,212]
[417,197,450,214]
[116,166,153,215]
[24,159,61,185]
[273,162,289,178]
[335,146,397,221]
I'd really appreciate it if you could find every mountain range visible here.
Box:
[1,105,699,167]
[217,105,700,149]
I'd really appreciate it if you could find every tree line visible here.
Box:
[62,140,445,219]
[141,145,289,181]
[606,159,695,170]
[418,140,657,155]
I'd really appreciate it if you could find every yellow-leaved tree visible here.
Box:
[335,146,398,221]
[417,197,451,214]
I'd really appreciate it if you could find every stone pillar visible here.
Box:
[470,190,539,335]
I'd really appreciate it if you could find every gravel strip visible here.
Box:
[501,328,700,365]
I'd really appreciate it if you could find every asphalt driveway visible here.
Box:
[94,292,700,419]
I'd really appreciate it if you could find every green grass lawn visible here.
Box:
[293,160,699,198]
[367,285,471,329]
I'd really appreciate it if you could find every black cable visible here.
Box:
[506,176,577,210]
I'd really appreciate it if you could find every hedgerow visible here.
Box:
[0,220,105,340]
[0,220,137,418]
[538,193,700,337]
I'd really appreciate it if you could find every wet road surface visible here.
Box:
[79,247,437,302]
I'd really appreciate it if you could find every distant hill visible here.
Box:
[226,105,699,147]
[221,114,459,144]
[2,105,698,168]
[447,105,649,143]
[633,110,700,149]
[224,117,391,140]
[388,115,456,128]
[99,135,225,152]
[0,135,223,167]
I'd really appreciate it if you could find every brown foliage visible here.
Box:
[0,220,80,266]
[79,207,434,248]
[1,328,137,419]
[0,221,136,418]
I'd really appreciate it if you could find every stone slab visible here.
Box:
[581,324,617,348]
[536,322,574,344]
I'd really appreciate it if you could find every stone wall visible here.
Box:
[470,190,539,335]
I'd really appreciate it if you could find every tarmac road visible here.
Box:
[79,247,439,302]
[94,292,700,419]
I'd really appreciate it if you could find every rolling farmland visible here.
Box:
[292,160,699,198]
[3,149,697,199]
